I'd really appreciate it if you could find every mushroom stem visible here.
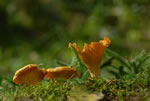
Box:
[87,65,100,78]
[45,71,55,83]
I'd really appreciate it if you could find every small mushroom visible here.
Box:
[69,37,111,78]
[45,66,79,82]
[13,64,47,85]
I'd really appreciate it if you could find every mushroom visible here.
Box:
[45,66,79,82]
[69,37,111,78]
[13,64,47,85]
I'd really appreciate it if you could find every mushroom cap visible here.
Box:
[45,66,79,80]
[13,64,47,85]
[69,37,111,78]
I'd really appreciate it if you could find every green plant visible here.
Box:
[104,49,150,79]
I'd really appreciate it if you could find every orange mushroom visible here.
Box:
[13,64,47,85]
[45,66,79,83]
[69,37,111,78]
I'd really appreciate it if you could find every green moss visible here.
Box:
[85,68,150,101]
[0,80,71,101]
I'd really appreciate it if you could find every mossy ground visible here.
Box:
[1,68,150,101]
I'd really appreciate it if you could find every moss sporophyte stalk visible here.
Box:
[69,37,111,78]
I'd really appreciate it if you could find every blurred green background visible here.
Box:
[0,0,150,78]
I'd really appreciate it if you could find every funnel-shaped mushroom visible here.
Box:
[13,64,47,85]
[45,66,79,82]
[69,37,111,78]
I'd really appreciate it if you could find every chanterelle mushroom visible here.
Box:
[69,37,111,78]
[13,64,47,85]
[45,66,79,82]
